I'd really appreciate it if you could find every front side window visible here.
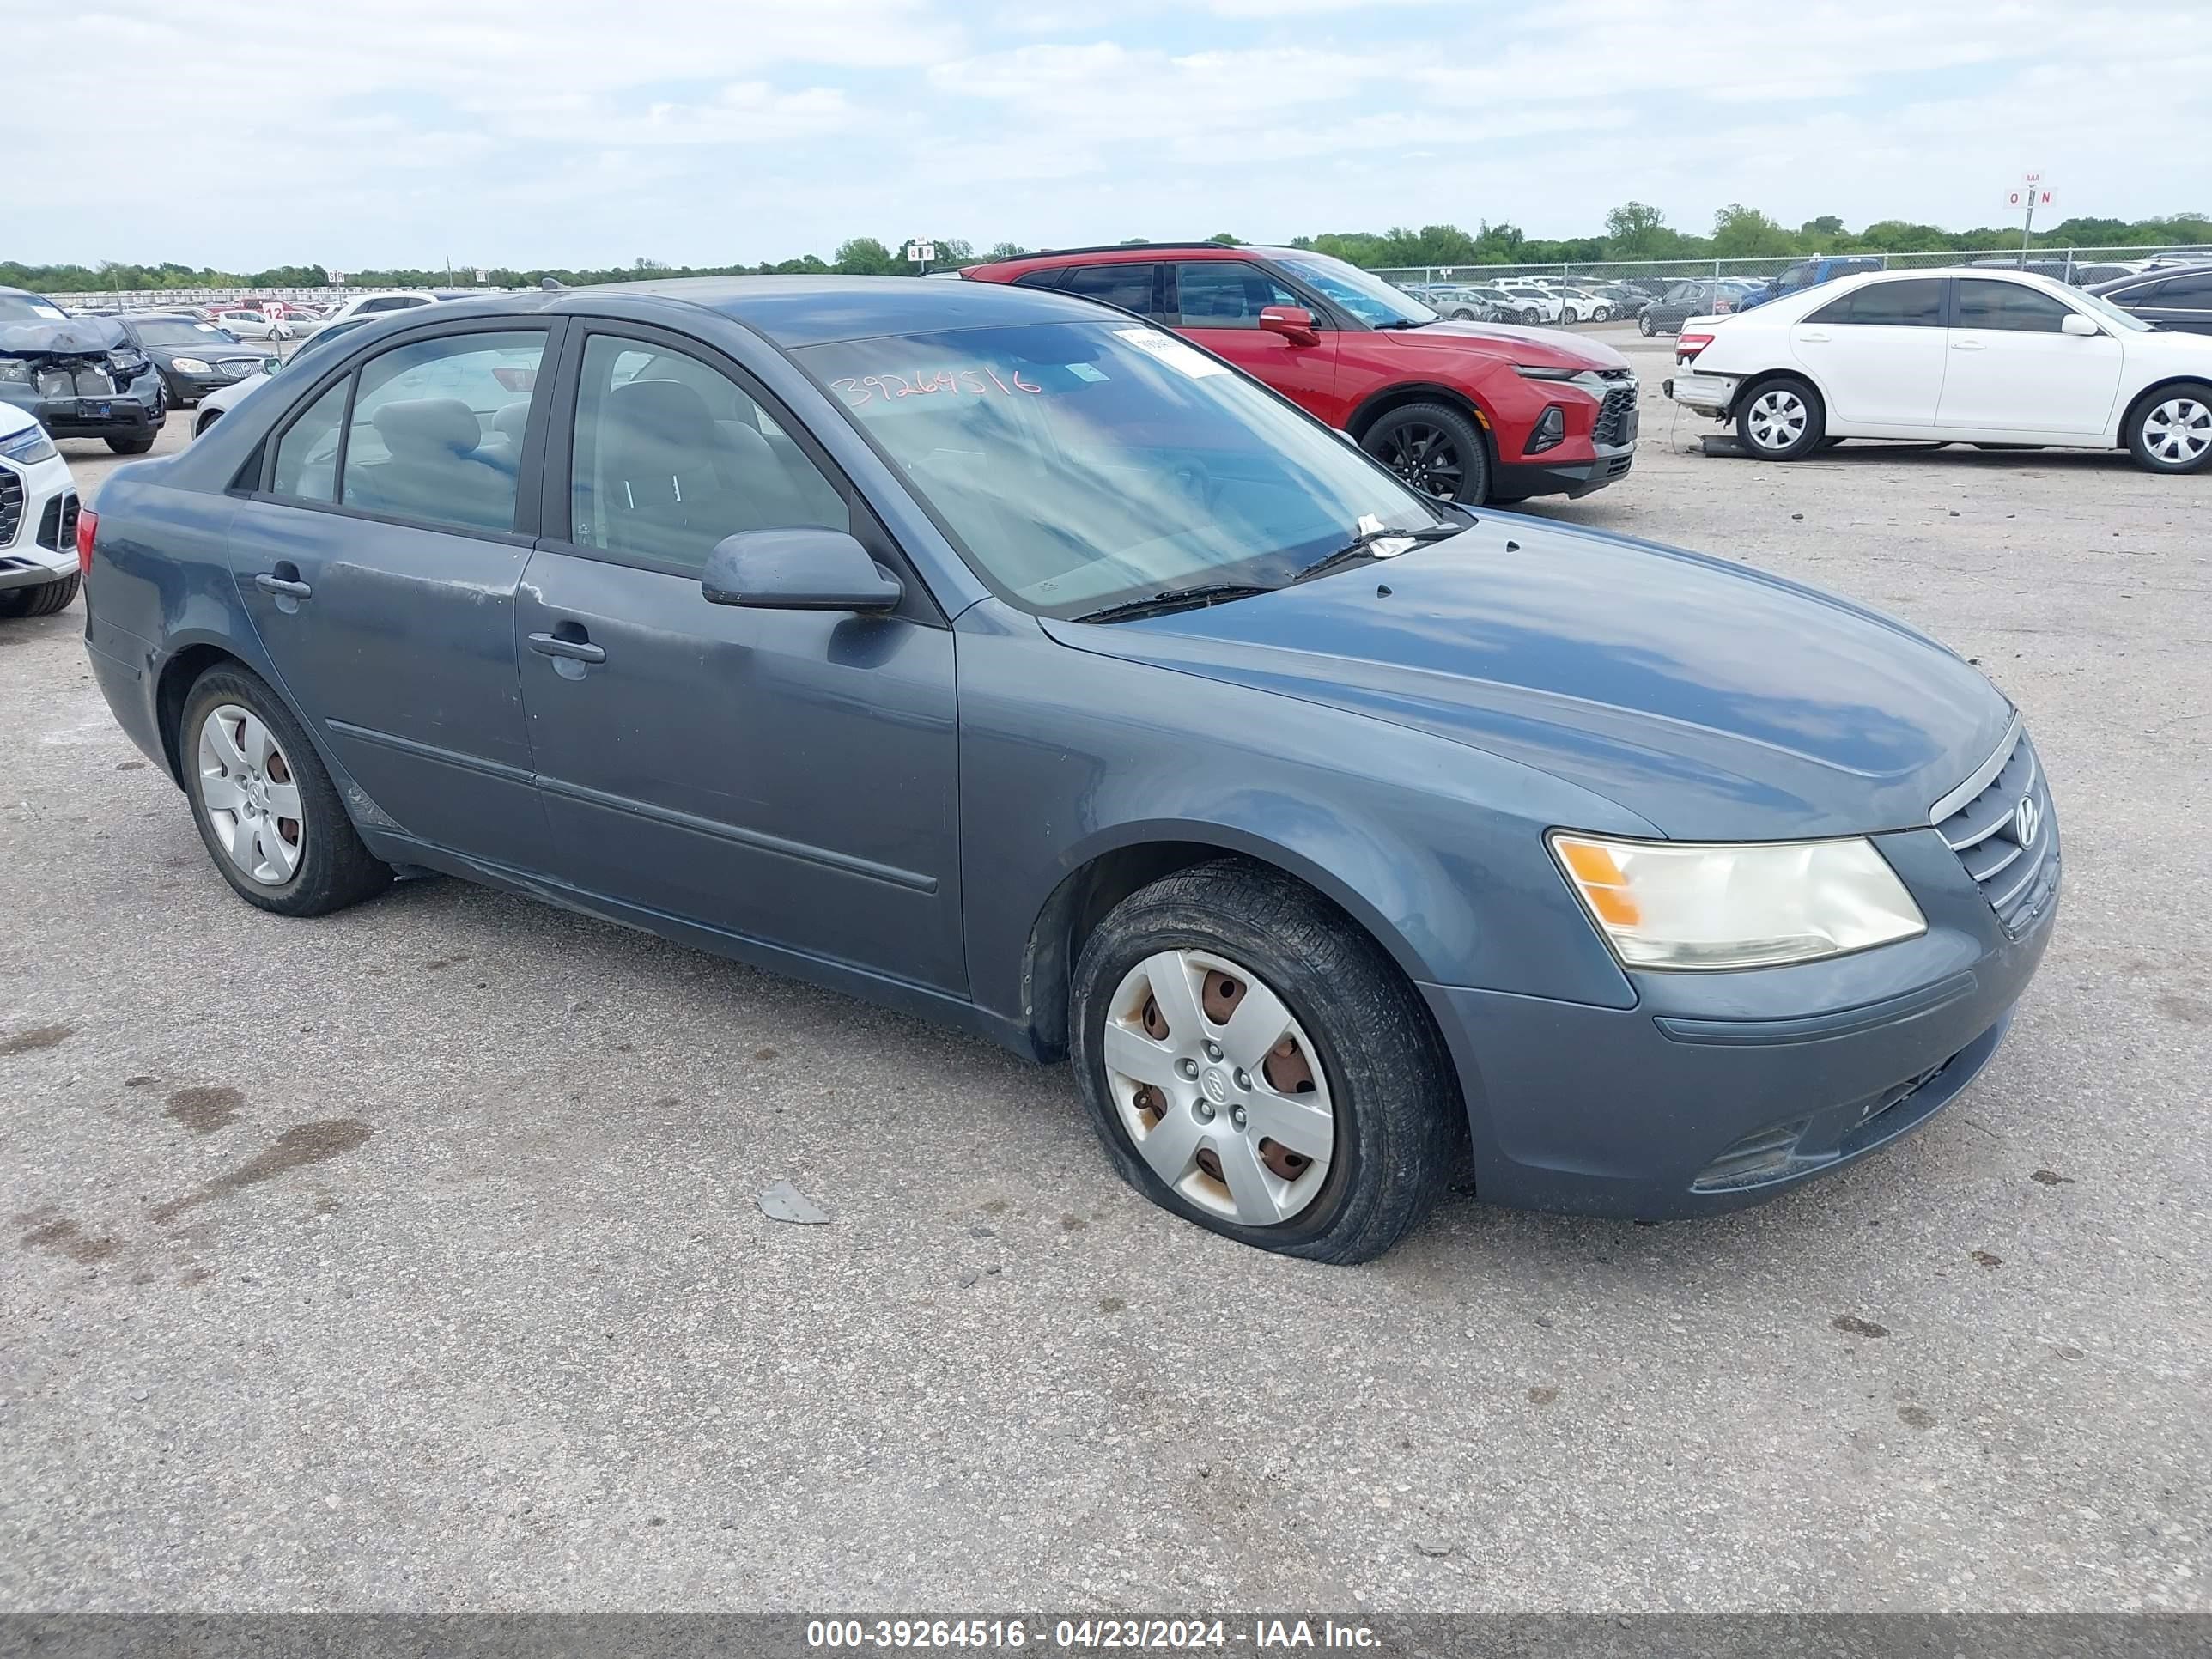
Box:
[568,335,848,574]
[1955,280,2075,334]
[1058,264,1157,315]
[339,331,545,533]
[797,320,1450,618]
[1173,262,1302,328]
[1272,251,1436,326]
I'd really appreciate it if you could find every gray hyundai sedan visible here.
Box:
[78,276,2057,1262]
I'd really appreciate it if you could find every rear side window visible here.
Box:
[2158,273,2212,305]
[339,331,546,533]
[270,380,349,504]
[2110,281,2166,306]
[1807,279,1944,327]
[568,334,848,574]
[1956,280,2074,333]
[1011,268,1066,290]
[1060,263,1158,315]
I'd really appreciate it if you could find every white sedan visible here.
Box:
[1666,268,2212,472]
[213,307,295,341]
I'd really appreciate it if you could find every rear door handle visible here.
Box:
[253,573,311,599]
[1796,330,1831,343]
[1951,339,1988,351]
[527,631,606,665]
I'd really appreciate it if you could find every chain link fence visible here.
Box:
[1375,244,2211,294]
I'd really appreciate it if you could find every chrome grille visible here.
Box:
[1934,720,2058,933]
[1594,386,1638,447]
[216,356,264,377]
[0,469,21,546]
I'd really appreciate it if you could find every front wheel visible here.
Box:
[1520,308,1539,325]
[106,434,156,454]
[180,665,392,915]
[1592,305,1612,322]
[0,573,80,618]
[1638,312,1656,337]
[2124,384,2212,472]
[1735,376,1826,460]
[1070,860,1457,1263]
[1359,400,1490,505]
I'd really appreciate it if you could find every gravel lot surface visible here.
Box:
[4,329,2208,1613]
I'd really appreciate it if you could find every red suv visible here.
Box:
[963,243,1638,505]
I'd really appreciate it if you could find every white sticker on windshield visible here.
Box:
[29,303,67,320]
[1114,326,1228,379]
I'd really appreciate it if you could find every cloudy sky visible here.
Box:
[19,0,2209,271]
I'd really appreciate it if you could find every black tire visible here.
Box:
[1069,860,1458,1264]
[0,572,82,618]
[1818,436,1846,450]
[1520,308,1539,325]
[1734,374,1826,460]
[106,434,156,455]
[1638,312,1656,337]
[1359,399,1491,506]
[2124,382,2212,473]
[179,665,392,916]
[1592,305,1611,322]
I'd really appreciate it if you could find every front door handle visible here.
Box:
[253,572,311,599]
[1951,339,1988,351]
[528,631,606,665]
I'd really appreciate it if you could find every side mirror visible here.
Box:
[701,528,902,612]
[2059,313,2100,337]
[1258,306,1320,347]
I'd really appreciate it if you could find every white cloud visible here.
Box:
[9,0,2208,272]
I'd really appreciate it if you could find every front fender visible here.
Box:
[954,602,1650,1046]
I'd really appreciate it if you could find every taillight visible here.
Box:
[1677,332,1716,362]
[76,507,97,575]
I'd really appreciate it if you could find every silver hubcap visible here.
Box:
[1103,950,1335,1226]
[197,703,304,885]
[2143,398,2211,464]
[1747,388,1808,452]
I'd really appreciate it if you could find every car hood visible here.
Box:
[1042,518,2012,842]
[0,313,131,359]
[1387,320,1632,372]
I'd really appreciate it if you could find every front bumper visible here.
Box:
[5,386,162,441]
[0,451,79,589]
[1421,822,2059,1218]
[1494,444,1635,501]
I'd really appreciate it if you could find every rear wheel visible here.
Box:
[180,665,392,916]
[1735,375,1826,460]
[2124,383,2212,473]
[1359,400,1491,505]
[106,434,156,455]
[1069,860,1457,1264]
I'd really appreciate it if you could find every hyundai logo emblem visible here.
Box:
[2014,794,2043,848]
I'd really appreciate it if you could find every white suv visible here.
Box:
[1667,267,2212,471]
[0,404,82,617]
[290,289,441,337]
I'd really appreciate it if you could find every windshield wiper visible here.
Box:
[1068,582,1278,624]
[1370,318,1434,330]
[1293,524,1464,585]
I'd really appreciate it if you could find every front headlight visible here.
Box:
[1550,832,1926,970]
[0,424,58,465]
[169,356,213,374]
[0,358,28,383]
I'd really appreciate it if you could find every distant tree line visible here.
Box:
[7,207,2206,295]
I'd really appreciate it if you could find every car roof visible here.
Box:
[563,274,1113,349]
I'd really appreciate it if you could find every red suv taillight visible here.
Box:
[1677,332,1716,362]
[76,507,97,575]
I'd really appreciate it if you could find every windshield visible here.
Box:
[797,320,1451,618]
[1269,252,1437,327]
[2066,285,2154,332]
[0,293,71,323]
[135,319,239,345]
